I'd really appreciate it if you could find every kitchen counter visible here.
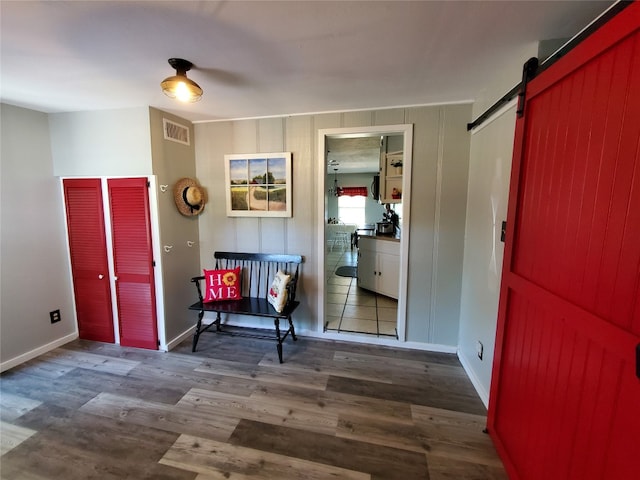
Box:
[354,225,400,249]
[370,233,400,242]
[357,231,400,242]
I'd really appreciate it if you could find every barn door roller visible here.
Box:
[516,58,539,118]
[466,1,633,131]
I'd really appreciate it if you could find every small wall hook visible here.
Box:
[163,245,173,253]
[160,184,169,192]
[187,241,195,248]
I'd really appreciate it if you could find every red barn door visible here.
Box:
[489,4,640,479]
[107,178,158,350]
[63,179,115,343]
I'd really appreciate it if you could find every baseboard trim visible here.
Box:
[299,329,457,354]
[457,349,490,409]
[164,325,197,351]
[0,332,79,373]
[171,321,458,355]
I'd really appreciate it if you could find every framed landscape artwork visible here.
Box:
[224,152,292,217]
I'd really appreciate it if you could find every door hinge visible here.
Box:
[500,221,507,243]
[158,339,161,347]
[147,180,151,188]
[636,343,640,380]
[152,260,156,267]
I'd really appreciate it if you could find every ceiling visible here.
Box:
[327,136,383,174]
[0,1,614,126]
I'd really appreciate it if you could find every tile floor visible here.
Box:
[325,247,398,337]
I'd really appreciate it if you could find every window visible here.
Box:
[338,195,365,225]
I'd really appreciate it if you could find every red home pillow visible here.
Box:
[203,267,242,302]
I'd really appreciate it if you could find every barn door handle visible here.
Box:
[636,343,640,379]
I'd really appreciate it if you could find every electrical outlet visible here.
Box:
[50,309,61,324]
[476,341,484,360]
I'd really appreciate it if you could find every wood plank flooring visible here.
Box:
[0,333,507,479]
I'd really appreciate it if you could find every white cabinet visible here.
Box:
[357,237,400,299]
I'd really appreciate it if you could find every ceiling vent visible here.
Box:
[163,118,190,146]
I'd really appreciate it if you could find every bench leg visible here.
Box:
[288,316,297,341]
[192,310,204,352]
[274,318,284,364]
[215,312,222,331]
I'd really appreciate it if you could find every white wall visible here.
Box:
[458,43,538,406]
[195,105,471,346]
[1,104,76,370]
[49,107,153,177]
[0,101,472,370]
[458,103,517,405]
[48,106,199,348]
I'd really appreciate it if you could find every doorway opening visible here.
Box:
[317,124,413,343]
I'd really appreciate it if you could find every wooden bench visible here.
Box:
[189,251,304,363]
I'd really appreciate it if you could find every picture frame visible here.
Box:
[224,152,292,217]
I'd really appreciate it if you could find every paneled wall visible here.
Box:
[195,104,471,347]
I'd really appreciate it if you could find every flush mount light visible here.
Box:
[160,58,203,103]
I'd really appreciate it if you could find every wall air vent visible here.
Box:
[163,118,190,146]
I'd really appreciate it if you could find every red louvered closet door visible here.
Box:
[63,179,115,343]
[108,178,158,350]
[489,4,640,479]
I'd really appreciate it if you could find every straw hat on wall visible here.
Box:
[173,177,206,216]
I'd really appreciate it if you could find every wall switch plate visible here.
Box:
[476,341,484,360]
[50,309,61,324]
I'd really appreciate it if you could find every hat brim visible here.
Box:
[173,177,206,216]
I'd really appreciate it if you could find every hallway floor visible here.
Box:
[325,248,398,337]
[0,335,506,479]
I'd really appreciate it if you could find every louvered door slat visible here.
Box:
[108,178,158,350]
[63,179,115,343]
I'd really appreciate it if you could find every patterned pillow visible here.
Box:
[268,270,291,313]
[203,267,242,302]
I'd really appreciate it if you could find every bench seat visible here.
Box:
[189,297,300,319]
[188,251,303,363]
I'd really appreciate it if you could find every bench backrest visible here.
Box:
[212,251,303,302]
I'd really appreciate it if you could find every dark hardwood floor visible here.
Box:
[0,332,507,479]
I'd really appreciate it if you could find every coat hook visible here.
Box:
[160,184,169,192]
[187,241,195,247]
[164,245,173,253]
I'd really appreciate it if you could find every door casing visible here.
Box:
[317,124,413,343]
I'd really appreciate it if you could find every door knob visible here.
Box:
[114,276,118,281]
[98,274,104,279]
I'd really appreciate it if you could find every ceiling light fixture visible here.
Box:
[160,58,203,103]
